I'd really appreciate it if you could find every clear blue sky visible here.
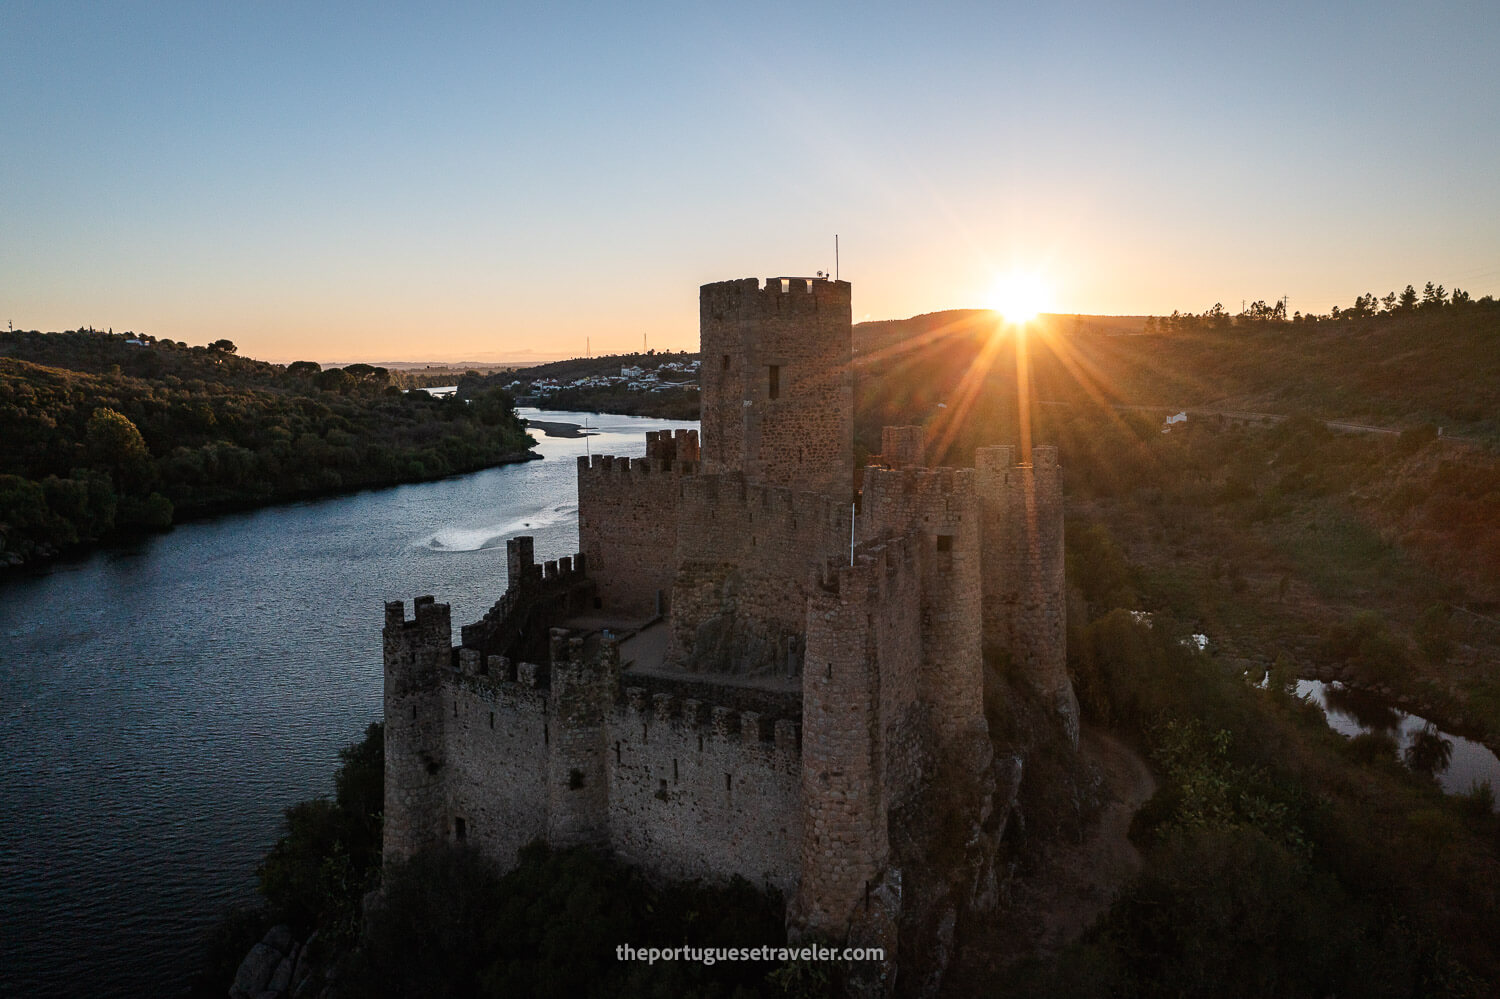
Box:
[3,1,1497,361]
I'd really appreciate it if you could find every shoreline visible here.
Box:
[523,418,595,439]
[0,447,540,577]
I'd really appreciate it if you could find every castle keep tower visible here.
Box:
[699,277,854,498]
[381,273,1075,980]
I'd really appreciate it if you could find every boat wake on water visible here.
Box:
[417,503,576,553]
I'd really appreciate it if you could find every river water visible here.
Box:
[1297,679,1500,804]
[0,410,694,999]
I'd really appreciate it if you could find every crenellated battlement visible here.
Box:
[576,451,699,481]
[645,428,701,465]
[620,686,800,757]
[459,537,594,660]
[975,443,1059,477]
[699,276,851,321]
[813,534,921,598]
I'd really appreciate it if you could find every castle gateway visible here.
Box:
[382,276,1076,941]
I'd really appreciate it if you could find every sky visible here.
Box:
[3,1,1498,362]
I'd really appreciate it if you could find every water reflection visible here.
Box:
[1298,679,1500,808]
[1322,682,1402,733]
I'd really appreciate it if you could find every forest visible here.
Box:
[0,330,534,568]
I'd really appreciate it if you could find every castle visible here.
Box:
[382,276,1076,947]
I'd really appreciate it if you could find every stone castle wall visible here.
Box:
[607,689,802,894]
[442,662,550,868]
[385,593,805,891]
[667,473,850,675]
[383,597,453,865]
[858,467,986,753]
[797,535,924,931]
[975,445,1076,744]
[699,278,853,497]
[576,429,700,618]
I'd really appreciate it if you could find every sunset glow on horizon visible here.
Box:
[3,3,1498,363]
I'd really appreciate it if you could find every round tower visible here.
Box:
[698,277,853,498]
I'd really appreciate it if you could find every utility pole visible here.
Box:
[835,234,840,282]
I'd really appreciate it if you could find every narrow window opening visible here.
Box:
[593,596,603,610]
[453,701,458,717]
[768,364,780,400]
[615,741,622,764]
[826,661,833,679]
[721,353,730,371]
[780,278,790,292]
[489,711,494,729]
[936,534,954,552]
[697,733,704,752]
[454,817,467,842]
[642,723,649,744]
[544,722,549,745]
[673,758,679,782]
[411,705,417,720]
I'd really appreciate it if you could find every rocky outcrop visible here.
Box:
[229,925,322,999]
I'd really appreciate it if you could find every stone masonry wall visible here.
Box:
[383,596,453,865]
[577,453,690,618]
[607,689,802,894]
[442,656,550,868]
[796,535,924,934]
[699,278,853,498]
[975,445,1077,744]
[667,473,850,675]
[858,467,987,754]
[879,425,926,468]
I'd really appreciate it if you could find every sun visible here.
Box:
[987,270,1054,324]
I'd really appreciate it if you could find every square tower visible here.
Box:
[698,277,853,498]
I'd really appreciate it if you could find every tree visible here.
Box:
[1404,726,1453,777]
[1420,282,1447,310]
[86,407,152,492]
[209,339,238,354]
[287,360,322,376]
[1397,285,1418,312]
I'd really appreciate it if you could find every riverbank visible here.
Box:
[0,446,540,575]
[522,418,593,439]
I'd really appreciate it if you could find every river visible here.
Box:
[0,410,694,999]
[1297,679,1500,804]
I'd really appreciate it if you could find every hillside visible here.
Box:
[855,303,1500,443]
[0,331,534,568]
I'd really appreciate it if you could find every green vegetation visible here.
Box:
[348,843,786,999]
[200,722,795,999]
[1001,598,1500,997]
[0,330,535,567]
